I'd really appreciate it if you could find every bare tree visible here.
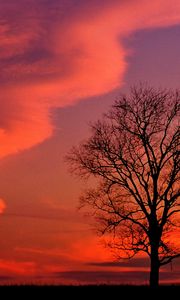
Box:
[67,85,180,287]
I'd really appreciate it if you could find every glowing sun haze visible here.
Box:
[1,0,180,158]
[0,0,180,285]
[0,198,6,214]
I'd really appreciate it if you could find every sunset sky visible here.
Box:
[0,0,180,285]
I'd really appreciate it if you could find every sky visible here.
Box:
[0,0,180,285]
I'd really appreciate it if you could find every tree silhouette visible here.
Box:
[67,85,180,287]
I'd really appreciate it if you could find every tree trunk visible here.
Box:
[150,245,160,288]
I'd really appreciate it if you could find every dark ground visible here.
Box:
[0,285,179,298]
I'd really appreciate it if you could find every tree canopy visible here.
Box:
[67,85,180,286]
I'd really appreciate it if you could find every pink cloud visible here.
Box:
[1,0,180,158]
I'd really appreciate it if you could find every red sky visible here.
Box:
[0,0,180,285]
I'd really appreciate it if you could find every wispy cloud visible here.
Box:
[0,259,37,275]
[2,204,89,228]
[1,0,180,158]
[87,258,150,268]
[87,257,180,271]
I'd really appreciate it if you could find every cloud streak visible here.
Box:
[0,259,36,275]
[1,0,180,158]
[54,269,180,284]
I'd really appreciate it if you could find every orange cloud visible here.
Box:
[1,0,180,158]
